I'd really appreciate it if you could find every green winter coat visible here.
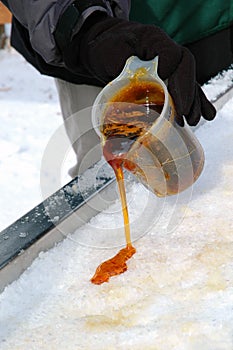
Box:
[130,0,233,45]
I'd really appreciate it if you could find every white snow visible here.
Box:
[0,49,233,349]
[0,48,74,231]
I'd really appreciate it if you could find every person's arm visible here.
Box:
[1,0,116,65]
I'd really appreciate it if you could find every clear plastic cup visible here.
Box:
[92,56,204,197]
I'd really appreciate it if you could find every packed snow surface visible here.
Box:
[0,49,233,349]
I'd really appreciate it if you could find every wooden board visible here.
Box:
[0,2,12,24]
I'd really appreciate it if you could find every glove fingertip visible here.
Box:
[186,109,201,126]
[185,86,201,126]
[204,103,216,121]
[198,85,217,121]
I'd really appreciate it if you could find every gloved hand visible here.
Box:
[63,13,216,127]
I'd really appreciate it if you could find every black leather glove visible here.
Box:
[63,13,216,127]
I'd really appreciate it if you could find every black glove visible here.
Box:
[63,13,216,127]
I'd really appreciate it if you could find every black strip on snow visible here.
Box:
[0,163,114,270]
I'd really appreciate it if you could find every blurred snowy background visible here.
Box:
[0,47,75,231]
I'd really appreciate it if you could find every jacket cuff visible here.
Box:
[54,0,112,52]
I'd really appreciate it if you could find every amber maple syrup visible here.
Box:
[91,78,164,284]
